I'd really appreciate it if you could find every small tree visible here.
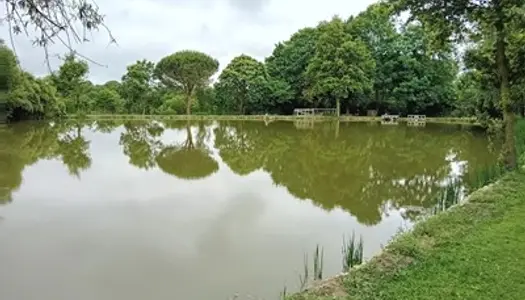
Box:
[155,50,219,115]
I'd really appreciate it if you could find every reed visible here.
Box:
[298,253,309,292]
[297,245,325,293]
[342,231,364,272]
[313,244,324,281]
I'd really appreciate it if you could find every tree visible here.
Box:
[155,50,219,115]
[0,42,18,122]
[305,17,375,116]
[387,24,458,115]
[395,0,525,168]
[265,27,320,113]
[120,60,156,114]
[52,54,89,113]
[215,54,275,114]
[90,86,124,113]
[1,44,65,121]
[346,3,398,113]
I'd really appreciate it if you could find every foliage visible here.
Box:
[51,54,89,113]
[120,59,157,114]
[2,0,524,125]
[265,27,320,114]
[89,86,124,113]
[305,17,375,116]
[393,0,525,168]
[1,43,65,121]
[154,50,219,115]
[215,54,290,114]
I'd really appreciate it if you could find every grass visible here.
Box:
[287,171,525,300]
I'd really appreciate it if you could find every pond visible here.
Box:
[0,120,498,300]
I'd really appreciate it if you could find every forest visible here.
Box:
[1,1,523,124]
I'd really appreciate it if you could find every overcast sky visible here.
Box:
[1,0,377,83]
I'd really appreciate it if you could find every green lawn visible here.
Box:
[290,171,525,300]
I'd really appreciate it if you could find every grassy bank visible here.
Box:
[287,170,525,300]
[67,114,479,125]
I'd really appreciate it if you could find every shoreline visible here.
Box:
[66,114,480,125]
[285,170,525,299]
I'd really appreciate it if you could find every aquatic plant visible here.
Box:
[298,253,309,291]
[280,286,287,299]
[432,179,463,214]
[313,244,324,280]
[297,245,325,292]
[342,231,364,272]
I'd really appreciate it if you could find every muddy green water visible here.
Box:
[0,120,498,300]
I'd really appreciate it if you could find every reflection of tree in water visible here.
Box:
[119,120,165,170]
[214,121,498,225]
[95,119,122,134]
[156,121,219,180]
[117,120,218,180]
[56,122,92,178]
[0,120,94,204]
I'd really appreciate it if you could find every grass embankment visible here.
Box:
[69,114,479,125]
[288,171,525,300]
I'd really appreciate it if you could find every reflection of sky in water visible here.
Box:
[0,121,497,300]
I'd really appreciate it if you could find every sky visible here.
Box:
[0,0,377,84]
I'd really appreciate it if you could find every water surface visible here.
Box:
[0,120,498,300]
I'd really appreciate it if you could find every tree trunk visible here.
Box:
[496,16,517,169]
[186,93,192,116]
[336,99,340,118]
[185,119,194,149]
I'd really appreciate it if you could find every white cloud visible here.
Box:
[0,0,377,83]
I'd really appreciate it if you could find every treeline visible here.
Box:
[0,1,524,122]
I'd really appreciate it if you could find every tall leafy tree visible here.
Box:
[305,17,375,116]
[215,54,277,114]
[52,54,89,113]
[395,0,525,168]
[265,27,320,113]
[155,50,219,115]
[389,24,458,115]
[346,3,398,112]
[0,41,17,122]
[120,60,156,114]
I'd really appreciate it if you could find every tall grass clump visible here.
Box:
[469,163,507,191]
[342,231,364,272]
